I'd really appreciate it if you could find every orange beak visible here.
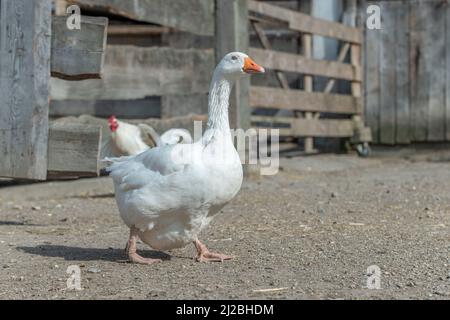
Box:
[243,57,265,74]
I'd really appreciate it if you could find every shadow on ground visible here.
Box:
[17,245,171,262]
[0,220,42,226]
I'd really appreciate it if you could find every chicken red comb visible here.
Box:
[108,115,117,124]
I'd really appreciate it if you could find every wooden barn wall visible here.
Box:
[50,0,328,120]
[363,0,450,144]
[0,0,52,180]
[68,0,215,36]
[50,0,364,126]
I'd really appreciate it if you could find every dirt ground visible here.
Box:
[0,147,449,300]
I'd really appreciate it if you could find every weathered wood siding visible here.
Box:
[0,0,51,180]
[50,46,215,100]
[51,15,108,80]
[47,122,102,178]
[363,0,450,144]
[68,0,215,36]
[216,0,250,130]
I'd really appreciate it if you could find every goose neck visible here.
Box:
[206,73,233,133]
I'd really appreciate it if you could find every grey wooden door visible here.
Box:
[363,0,450,144]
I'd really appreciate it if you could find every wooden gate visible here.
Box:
[246,0,371,154]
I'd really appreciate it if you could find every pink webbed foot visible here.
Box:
[128,252,162,265]
[125,226,162,265]
[193,239,232,262]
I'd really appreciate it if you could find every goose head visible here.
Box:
[216,52,265,80]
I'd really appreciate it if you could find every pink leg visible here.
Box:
[193,239,232,262]
[125,226,162,265]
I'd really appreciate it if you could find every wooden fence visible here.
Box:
[363,0,450,144]
[247,0,371,153]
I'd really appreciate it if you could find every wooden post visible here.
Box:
[0,0,52,180]
[299,0,315,153]
[215,0,250,130]
[346,0,371,146]
[350,43,363,127]
[351,44,362,99]
[302,33,315,153]
[350,42,372,144]
[346,0,361,101]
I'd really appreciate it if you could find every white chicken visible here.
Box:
[102,115,193,157]
[105,52,264,264]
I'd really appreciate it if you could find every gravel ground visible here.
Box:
[0,149,449,300]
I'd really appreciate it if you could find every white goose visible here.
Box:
[105,52,264,264]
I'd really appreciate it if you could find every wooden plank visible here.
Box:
[216,0,250,130]
[250,116,298,137]
[0,0,51,180]
[161,31,213,50]
[379,1,396,144]
[251,116,355,137]
[364,16,381,143]
[292,119,355,137]
[47,123,102,177]
[395,1,411,144]
[249,47,359,81]
[410,1,429,142]
[50,98,161,119]
[251,115,292,125]
[161,94,208,119]
[107,25,170,36]
[69,0,214,36]
[250,86,362,114]
[58,114,208,142]
[50,46,214,100]
[248,0,362,44]
[427,0,446,141]
[51,16,108,80]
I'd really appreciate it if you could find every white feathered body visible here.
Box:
[106,52,260,253]
[107,133,242,251]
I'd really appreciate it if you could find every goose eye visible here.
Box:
[231,56,238,61]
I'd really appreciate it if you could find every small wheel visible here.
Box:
[356,142,371,157]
